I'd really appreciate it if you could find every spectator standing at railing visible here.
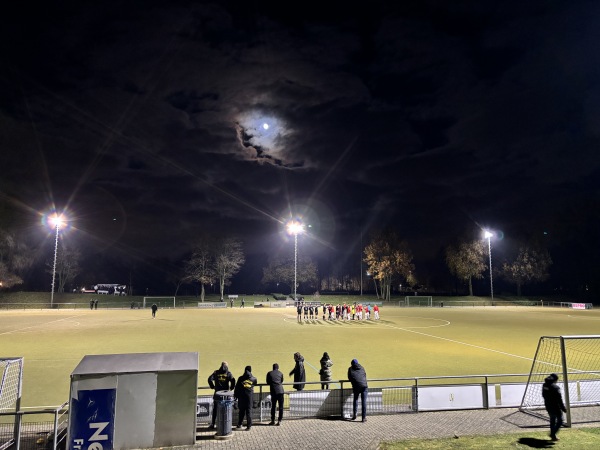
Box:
[319,352,333,390]
[542,373,567,441]
[266,363,284,426]
[234,365,257,431]
[207,361,236,430]
[347,359,368,422]
[289,352,306,391]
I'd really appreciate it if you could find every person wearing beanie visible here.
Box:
[266,363,285,425]
[207,361,235,429]
[347,358,368,422]
[319,352,333,390]
[542,373,567,441]
[289,352,306,391]
[234,365,257,430]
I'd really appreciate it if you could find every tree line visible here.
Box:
[0,226,552,299]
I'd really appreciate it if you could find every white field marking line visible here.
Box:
[282,315,450,329]
[567,315,600,320]
[0,315,81,336]
[380,322,534,362]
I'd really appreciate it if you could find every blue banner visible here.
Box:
[69,388,116,450]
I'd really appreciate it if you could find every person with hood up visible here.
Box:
[347,358,368,422]
[207,361,236,429]
[542,373,567,441]
[289,352,306,391]
[319,352,333,390]
[234,365,257,430]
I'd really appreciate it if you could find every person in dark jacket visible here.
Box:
[319,352,333,389]
[289,352,306,391]
[234,365,257,430]
[347,359,368,422]
[151,303,158,318]
[266,363,285,425]
[207,361,236,429]
[542,373,567,441]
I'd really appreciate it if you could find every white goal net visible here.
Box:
[519,335,600,426]
[142,297,176,309]
[0,357,23,450]
[401,296,433,307]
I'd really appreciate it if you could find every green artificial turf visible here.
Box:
[1,297,599,407]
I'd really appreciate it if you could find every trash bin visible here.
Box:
[215,390,235,440]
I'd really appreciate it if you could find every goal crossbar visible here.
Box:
[142,297,176,309]
[402,296,433,307]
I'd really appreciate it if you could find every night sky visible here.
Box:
[1,1,599,296]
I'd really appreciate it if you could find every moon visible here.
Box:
[262,123,269,130]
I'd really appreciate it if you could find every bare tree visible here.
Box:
[262,254,318,295]
[184,239,215,302]
[501,246,552,296]
[445,240,487,296]
[0,228,34,288]
[46,242,81,293]
[363,231,414,300]
[214,237,245,301]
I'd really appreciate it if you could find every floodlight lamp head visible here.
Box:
[286,221,304,236]
[50,214,65,229]
[483,230,494,239]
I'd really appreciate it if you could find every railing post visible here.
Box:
[53,407,59,450]
[340,381,345,418]
[483,376,489,409]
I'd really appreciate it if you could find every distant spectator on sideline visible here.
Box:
[347,359,368,422]
[207,361,236,429]
[151,303,158,318]
[266,363,284,425]
[542,373,567,441]
[319,352,333,390]
[241,298,245,308]
[296,303,302,323]
[289,352,306,391]
[94,299,98,310]
[230,297,234,308]
[90,299,94,310]
[234,365,257,431]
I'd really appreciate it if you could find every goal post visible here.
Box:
[0,357,23,449]
[143,297,176,309]
[403,296,433,307]
[519,335,600,426]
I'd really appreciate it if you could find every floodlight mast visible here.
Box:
[49,214,65,308]
[286,220,304,302]
[484,230,494,302]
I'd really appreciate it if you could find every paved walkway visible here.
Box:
[184,408,555,450]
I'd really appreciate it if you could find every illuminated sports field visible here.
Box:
[2,304,600,407]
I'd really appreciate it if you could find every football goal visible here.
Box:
[142,297,176,309]
[519,335,600,426]
[401,296,433,307]
[0,357,23,450]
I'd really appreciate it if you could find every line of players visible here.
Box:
[296,302,380,323]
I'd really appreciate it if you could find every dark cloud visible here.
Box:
[1,0,599,293]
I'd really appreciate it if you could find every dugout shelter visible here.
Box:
[67,352,198,450]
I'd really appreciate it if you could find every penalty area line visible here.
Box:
[381,322,533,362]
[0,315,81,336]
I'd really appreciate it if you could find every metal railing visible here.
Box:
[0,403,68,450]
[196,373,540,424]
